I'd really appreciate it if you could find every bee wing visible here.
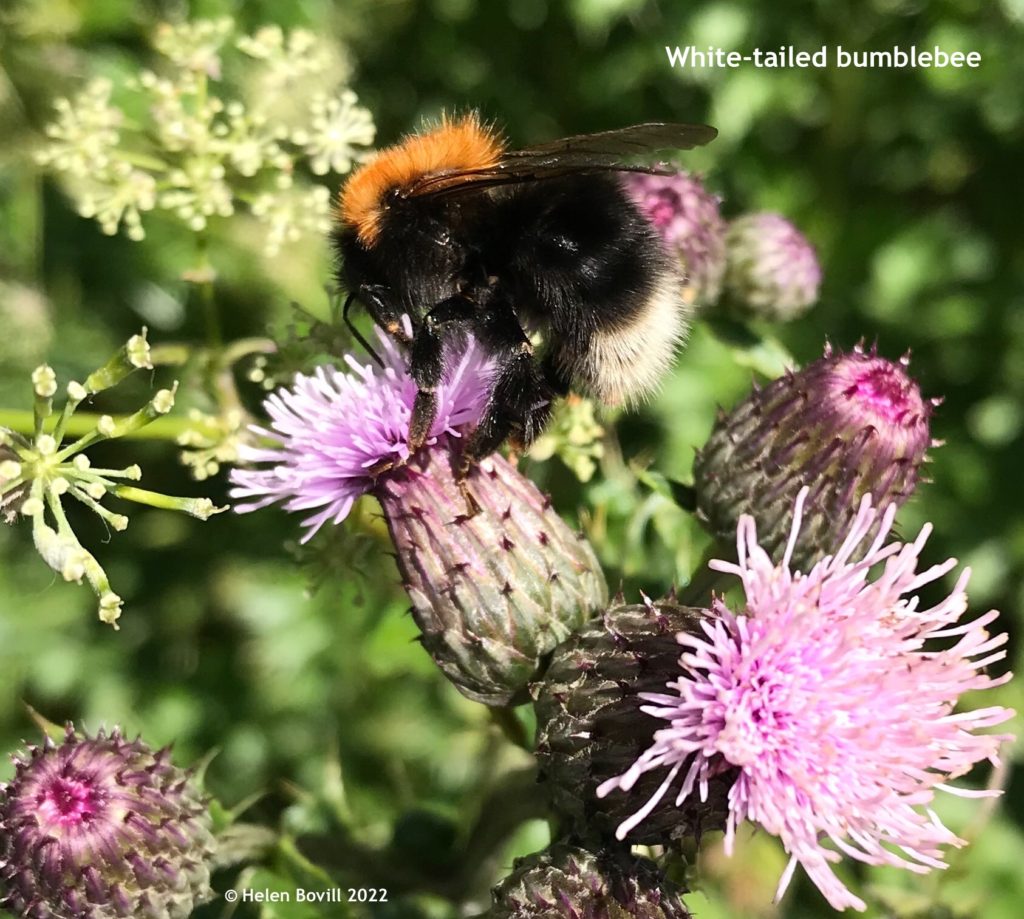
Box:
[503,122,718,160]
[404,122,717,199]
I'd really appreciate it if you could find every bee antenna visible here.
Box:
[343,292,386,369]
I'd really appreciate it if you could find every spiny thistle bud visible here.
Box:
[0,725,215,918]
[489,843,691,919]
[231,325,608,705]
[533,598,732,844]
[623,172,726,307]
[381,450,606,705]
[723,212,821,321]
[693,342,937,569]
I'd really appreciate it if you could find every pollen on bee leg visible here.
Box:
[408,388,438,451]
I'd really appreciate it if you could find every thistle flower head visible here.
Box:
[694,342,937,568]
[231,326,607,704]
[3,332,224,624]
[724,212,821,321]
[624,172,726,306]
[489,843,691,918]
[230,323,493,541]
[381,449,607,705]
[597,490,1014,911]
[0,725,214,918]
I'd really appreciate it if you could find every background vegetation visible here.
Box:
[0,0,1021,916]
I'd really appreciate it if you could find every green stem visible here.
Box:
[275,836,339,890]
[149,343,194,366]
[192,233,222,351]
[221,337,277,365]
[489,706,531,751]
[296,766,544,900]
[0,410,202,442]
[678,543,732,606]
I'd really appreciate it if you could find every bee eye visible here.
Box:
[385,187,403,207]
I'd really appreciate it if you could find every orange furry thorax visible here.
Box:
[339,113,504,246]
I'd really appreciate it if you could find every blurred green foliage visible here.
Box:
[1,0,1022,916]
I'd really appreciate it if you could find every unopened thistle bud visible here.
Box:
[0,725,215,918]
[533,598,732,844]
[693,342,937,568]
[723,212,821,321]
[381,449,607,705]
[489,843,691,919]
[231,325,608,705]
[624,172,726,307]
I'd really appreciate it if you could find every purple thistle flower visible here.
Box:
[624,172,727,307]
[724,211,821,321]
[229,323,494,541]
[230,325,607,705]
[597,489,1014,912]
[0,725,214,918]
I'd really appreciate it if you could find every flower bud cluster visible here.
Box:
[35,19,375,255]
[2,331,223,624]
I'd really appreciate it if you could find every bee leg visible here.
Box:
[458,311,554,478]
[408,389,438,453]
[407,295,479,452]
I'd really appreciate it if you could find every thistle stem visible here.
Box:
[490,706,531,751]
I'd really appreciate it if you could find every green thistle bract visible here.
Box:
[534,599,732,844]
[382,450,608,706]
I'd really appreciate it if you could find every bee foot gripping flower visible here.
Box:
[723,211,821,321]
[624,171,727,307]
[230,325,608,705]
[694,341,938,569]
[489,843,691,919]
[0,725,215,918]
[596,489,1014,912]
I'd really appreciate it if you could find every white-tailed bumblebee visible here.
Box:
[333,113,717,475]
